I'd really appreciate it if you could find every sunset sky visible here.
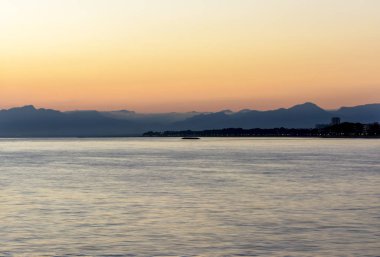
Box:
[1,0,379,112]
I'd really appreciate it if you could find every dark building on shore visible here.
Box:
[316,117,341,129]
[331,117,341,125]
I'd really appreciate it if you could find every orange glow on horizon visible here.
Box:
[1,0,379,112]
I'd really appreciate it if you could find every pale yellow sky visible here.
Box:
[1,0,379,112]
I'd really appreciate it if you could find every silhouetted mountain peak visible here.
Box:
[238,109,253,113]
[220,109,234,114]
[23,105,36,109]
[289,102,323,111]
[113,110,136,114]
[8,105,37,112]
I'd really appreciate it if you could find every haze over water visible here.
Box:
[0,138,379,256]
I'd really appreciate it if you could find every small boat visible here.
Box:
[182,137,200,140]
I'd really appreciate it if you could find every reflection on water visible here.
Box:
[0,138,379,256]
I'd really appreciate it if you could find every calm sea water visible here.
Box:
[0,138,379,256]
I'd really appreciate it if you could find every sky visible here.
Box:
[1,0,379,112]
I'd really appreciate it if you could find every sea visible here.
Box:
[0,138,379,256]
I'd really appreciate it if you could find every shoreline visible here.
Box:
[0,135,379,139]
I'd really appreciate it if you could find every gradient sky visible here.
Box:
[1,0,379,112]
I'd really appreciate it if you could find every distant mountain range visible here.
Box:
[0,103,379,137]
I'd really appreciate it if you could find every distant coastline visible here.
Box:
[143,122,380,139]
[0,103,379,137]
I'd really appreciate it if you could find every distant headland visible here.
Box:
[143,121,380,138]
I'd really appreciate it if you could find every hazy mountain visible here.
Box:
[332,104,380,123]
[172,102,333,130]
[0,106,151,137]
[0,103,379,137]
